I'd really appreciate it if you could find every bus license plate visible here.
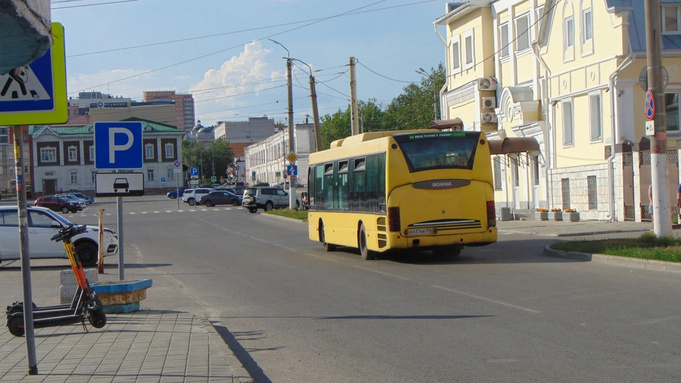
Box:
[408,228,434,235]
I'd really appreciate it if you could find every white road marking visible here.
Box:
[354,266,410,280]
[432,285,541,314]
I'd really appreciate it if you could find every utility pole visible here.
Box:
[291,58,322,152]
[349,57,360,136]
[646,0,673,236]
[269,39,297,209]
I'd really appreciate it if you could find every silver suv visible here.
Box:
[181,188,213,206]
[242,187,298,213]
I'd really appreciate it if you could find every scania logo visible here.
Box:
[432,181,453,188]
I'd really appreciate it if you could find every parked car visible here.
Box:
[56,194,87,210]
[182,188,213,206]
[34,195,80,214]
[0,206,118,267]
[166,187,185,199]
[242,187,299,213]
[70,192,95,204]
[199,191,243,207]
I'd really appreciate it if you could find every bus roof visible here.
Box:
[329,129,442,148]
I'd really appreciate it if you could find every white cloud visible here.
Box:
[190,40,284,121]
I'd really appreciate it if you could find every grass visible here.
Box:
[264,208,308,222]
[551,232,681,263]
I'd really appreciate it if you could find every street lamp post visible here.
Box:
[416,68,438,121]
[269,39,297,209]
[290,58,322,152]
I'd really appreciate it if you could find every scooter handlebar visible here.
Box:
[51,224,88,242]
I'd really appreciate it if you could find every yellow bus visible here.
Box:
[306,129,497,260]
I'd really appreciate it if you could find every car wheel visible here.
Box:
[358,223,376,260]
[71,208,79,213]
[319,220,336,252]
[248,207,257,213]
[75,242,98,267]
[205,200,214,207]
[232,199,240,206]
[61,206,70,214]
[188,198,196,206]
[265,201,274,211]
[168,195,176,199]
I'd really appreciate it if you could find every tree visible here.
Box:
[318,63,445,147]
[182,139,234,183]
[384,63,446,131]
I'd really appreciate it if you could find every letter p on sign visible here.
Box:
[94,122,143,169]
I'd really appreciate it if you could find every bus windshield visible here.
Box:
[393,131,479,172]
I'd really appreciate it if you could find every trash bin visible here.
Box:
[500,207,513,221]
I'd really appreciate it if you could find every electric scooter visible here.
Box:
[5,225,107,337]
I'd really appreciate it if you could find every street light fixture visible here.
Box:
[415,68,438,121]
[269,39,296,209]
[290,57,322,152]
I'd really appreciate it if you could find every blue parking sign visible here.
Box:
[94,122,143,169]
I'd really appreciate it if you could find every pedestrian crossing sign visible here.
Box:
[0,23,67,125]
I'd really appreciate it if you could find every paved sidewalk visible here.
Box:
[0,311,252,383]
[496,217,657,237]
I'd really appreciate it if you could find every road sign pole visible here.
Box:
[117,194,125,281]
[13,126,38,375]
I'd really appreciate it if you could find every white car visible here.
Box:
[0,206,118,267]
[181,188,213,206]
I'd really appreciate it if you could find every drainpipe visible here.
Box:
[607,49,635,221]
[532,42,552,208]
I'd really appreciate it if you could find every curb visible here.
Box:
[196,314,255,383]
[543,245,681,273]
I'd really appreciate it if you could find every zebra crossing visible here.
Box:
[73,206,240,217]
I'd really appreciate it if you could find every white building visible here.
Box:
[244,124,315,187]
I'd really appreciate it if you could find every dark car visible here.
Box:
[34,195,79,214]
[166,187,186,199]
[199,191,243,207]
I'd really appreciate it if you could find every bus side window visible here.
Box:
[352,158,366,211]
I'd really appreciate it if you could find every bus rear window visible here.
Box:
[394,132,480,172]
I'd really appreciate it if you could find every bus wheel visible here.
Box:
[433,245,462,258]
[319,221,336,252]
[358,223,376,260]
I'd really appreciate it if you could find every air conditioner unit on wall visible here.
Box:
[481,112,498,124]
[482,96,496,109]
[477,77,497,90]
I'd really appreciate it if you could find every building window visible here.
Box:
[499,23,509,58]
[166,168,175,181]
[145,143,154,159]
[0,127,8,144]
[564,17,574,50]
[451,39,461,72]
[70,171,77,184]
[512,157,520,187]
[665,93,680,131]
[164,143,174,158]
[91,171,96,184]
[587,175,598,210]
[40,147,57,163]
[515,14,530,51]
[493,157,503,190]
[562,101,574,146]
[589,93,602,141]
[147,168,154,181]
[89,146,95,162]
[663,6,681,33]
[582,9,593,43]
[532,154,540,186]
[464,30,474,68]
[68,146,77,162]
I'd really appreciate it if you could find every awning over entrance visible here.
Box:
[429,118,463,131]
[488,137,540,154]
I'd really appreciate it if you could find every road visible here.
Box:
[3,196,681,382]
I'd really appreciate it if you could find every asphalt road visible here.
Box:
[3,196,681,382]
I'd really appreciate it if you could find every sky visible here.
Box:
[50,0,447,127]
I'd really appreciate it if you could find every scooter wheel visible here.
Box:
[88,309,107,328]
[5,302,36,315]
[7,315,25,337]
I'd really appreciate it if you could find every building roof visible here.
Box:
[29,118,183,136]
